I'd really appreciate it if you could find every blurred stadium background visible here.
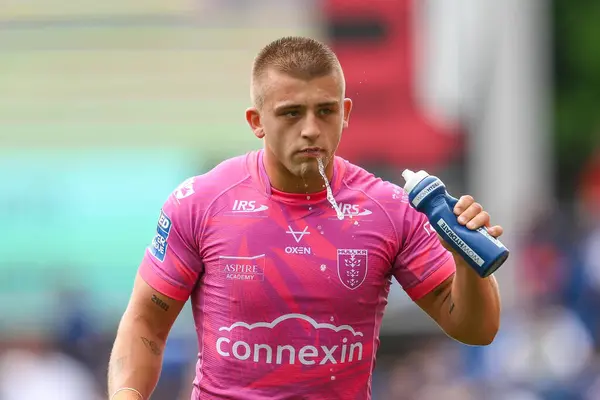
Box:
[1,0,599,399]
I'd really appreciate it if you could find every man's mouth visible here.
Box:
[298,147,325,157]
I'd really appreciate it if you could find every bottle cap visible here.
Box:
[402,169,430,193]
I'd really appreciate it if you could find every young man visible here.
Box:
[108,36,502,400]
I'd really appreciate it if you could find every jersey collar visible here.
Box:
[247,149,346,204]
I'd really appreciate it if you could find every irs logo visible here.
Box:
[337,249,368,290]
[231,200,269,213]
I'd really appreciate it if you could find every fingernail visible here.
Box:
[458,216,466,224]
[467,222,475,229]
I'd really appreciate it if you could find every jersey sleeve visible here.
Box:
[391,192,456,301]
[139,178,204,301]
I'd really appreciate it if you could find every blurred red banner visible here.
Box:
[322,0,464,169]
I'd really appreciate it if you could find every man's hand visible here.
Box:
[438,195,504,253]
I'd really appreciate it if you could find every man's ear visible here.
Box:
[342,97,353,128]
[246,107,265,139]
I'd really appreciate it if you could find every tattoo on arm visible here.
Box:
[151,295,170,312]
[441,292,456,314]
[433,286,456,315]
[440,291,451,304]
[140,337,162,356]
[432,287,454,313]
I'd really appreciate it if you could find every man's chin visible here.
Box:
[289,152,332,175]
[297,161,320,178]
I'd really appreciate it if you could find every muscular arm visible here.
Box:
[416,258,501,346]
[108,272,186,399]
[414,195,502,346]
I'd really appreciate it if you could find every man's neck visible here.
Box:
[263,151,334,194]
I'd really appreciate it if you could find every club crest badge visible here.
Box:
[337,249,368,290]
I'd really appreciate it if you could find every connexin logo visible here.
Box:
[216,314,364,365]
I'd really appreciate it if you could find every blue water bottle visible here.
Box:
[402,169,509,278]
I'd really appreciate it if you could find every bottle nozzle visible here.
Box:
[402,169,430,193]
[402,169,415,183]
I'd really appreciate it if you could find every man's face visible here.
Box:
[246,69,352,179]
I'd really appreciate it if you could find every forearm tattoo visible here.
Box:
[140,337,162,356]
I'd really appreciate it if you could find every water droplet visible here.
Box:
[317,225,322,230]
[331,376,336,381]
[354,221,359,226]
[306,195,310,200]
[308,206,312,210]
[330,316,334,322]
[320,264,327,272]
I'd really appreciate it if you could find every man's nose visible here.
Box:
[300,113,321,140]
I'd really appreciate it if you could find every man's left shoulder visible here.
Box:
[341,159,410,209]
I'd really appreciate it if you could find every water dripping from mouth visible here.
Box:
[317,158,344,220]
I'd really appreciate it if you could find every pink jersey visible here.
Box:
[140,150,455,400]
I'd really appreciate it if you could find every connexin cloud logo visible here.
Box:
[215,314,365,365]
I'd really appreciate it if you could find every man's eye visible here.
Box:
[284,111,300,118]
[319,108,333,116]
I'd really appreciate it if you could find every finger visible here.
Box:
[457,201,482,224]
[466,211,490,229]
[454,195,474,215]
[487,225,504,238]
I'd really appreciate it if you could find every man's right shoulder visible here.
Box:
[169,153,253,207]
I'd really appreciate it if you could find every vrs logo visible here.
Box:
[328,204,372,219]
[338,204,372,216]
[216,314,365,366]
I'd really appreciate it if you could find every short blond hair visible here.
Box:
[251,36,344,108]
